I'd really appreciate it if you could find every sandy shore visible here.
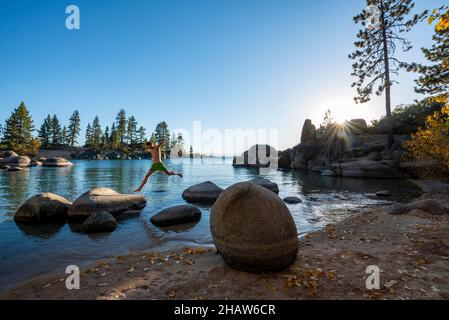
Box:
[3,196,449,300]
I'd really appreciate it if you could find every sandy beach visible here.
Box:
[3,192,449,300]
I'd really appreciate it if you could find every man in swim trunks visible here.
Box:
[134,139,183,192]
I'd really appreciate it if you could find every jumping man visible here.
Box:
[134,139,183,192]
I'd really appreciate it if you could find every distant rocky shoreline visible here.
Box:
[233,118,423,179]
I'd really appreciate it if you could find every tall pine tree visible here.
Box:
[115,109,127,145]
[85,123,93,148]
[67,110,81,147]
[349,0,425,148]
[2,102,35,153]
[91,116,103,150]
[38,114,52,149]
[51,114,62,147]
[127,116,138,146]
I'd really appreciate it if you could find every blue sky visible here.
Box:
[0,0,444,153]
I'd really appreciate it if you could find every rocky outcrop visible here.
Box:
[42,157,73,167]
[182,181,224,205]
[150,205,201,227]
[232,145,277,168]
[346,119,368,133]
[0,151,18,158]
[14,193,72,223]
[291,144,317,170]
[248,178,279,194]
[0,156,31,168]
[82,211,118,233]
[301,119,316,144]
[78,149,150,160]
[278,149,292,169]
[68,187,147,222]
[211,182,298,273]
[388,199,449,216]
[331,160,408,179]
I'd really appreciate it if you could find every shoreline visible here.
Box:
[3,198,449,300]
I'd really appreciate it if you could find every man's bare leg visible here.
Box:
[135,170,154,192]
[163,170,183,178]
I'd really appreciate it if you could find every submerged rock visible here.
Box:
[283,197,302,204]
[82,211,118,233]
[248,178,279,194]
[150,205,201,227]
[42,157,73,167]
[182,181,223,204]
[7,167,24,172]
[211,182,298,273]
[68,187,147,222]
[388,199,449,216]
[321,169,337,177]
[14,193,72,223]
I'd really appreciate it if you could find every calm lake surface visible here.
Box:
[0,158,422,292]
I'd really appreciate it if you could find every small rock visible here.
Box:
[182,181,223,204]
[389,199,449,216]
[150,205,201,227]
[42,157,73,167]
[82,211,118,233]
[321,169,337,177]
[248,178,279,194]
[283,197,302,204]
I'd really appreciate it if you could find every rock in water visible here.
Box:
[388,199,449,216]
[14,193,72,223]
[248,178,279,194]
[283,197,302,204]
[82,211,118,233]
[321,169,337,177]
[232,144,278,168]
[68,187,147,222]
[0,156,31,167]
[0,150,18,158]
[332,160,408,179]
[211,182,299,273]
[42,157,73,167]
[182,181,223,204]
[150,205,201,227]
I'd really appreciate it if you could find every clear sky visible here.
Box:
[0,0,444,154]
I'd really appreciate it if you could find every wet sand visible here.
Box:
[3,197,449,300]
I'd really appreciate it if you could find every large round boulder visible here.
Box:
[0,156,31,167]
[42,157,73,167]
[248,178,279,194]
[14,193,72,223]
[150,205,201,227]
[211,182,299,273]
[68,187,147,222]
[182,181,223,205]
[82,211,118,233]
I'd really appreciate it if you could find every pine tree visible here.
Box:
[349,0,425,148]
[91,116,103,150]
[2,102,35,153]
[407,16,448,102]
[85,123,92,147]
[115,109,127,145]
[137,126,146,148]
[62,126,68,146]
[38,115,52,149]
[127,116,138,146]
[190,145,194,159]
[103,126,110,148]
[67,110,81,147]
[154,121,171,156]
[51,114,62,147]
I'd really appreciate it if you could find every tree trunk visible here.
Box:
[380,4,395,149]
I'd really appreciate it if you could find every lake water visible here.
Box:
[0,158,422,292]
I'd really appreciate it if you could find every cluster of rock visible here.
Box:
[233,119,415,179]
[14,187,147,234]
[78,149,150,160]
[0,151,73,171]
